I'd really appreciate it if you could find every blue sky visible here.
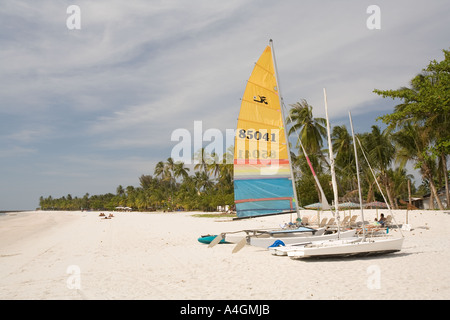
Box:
[1,1,449,210]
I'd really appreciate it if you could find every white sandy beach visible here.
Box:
[0,209,449,300]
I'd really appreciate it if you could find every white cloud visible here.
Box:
[0,0,449,209]
[0,146,37,158]
[5,127,52,144]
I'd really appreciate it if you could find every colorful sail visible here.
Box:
[234,44,297,218]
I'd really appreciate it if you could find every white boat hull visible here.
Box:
[226,229,356,249]
[287,237,404,259]
[270,235,360,256]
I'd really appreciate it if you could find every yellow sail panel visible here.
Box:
[234,45,288,164]
[233,44,296,218]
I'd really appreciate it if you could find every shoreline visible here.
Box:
[0,209,449,300]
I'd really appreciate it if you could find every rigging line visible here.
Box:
[280,100,330,209]
[349,111,366,241]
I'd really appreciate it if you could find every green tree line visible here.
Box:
[39,149,235,212]
[39,49,449,211]
[292,49,449,210]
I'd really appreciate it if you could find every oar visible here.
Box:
[232,237,247,253]
[208,233,225,248]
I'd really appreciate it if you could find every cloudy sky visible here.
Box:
[1,1,449,210]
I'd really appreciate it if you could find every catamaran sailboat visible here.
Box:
[287,106,404,259]
[199,40,355,250]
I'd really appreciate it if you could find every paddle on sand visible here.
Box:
[208,233,225,248]
[232,237,247,253]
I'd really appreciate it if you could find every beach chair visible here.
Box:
[349,215,358,227]
[319,218,328,227]
[326,218,335,227]
[339,216,350,228]
[384,215,393,227]
[301,216,309,226]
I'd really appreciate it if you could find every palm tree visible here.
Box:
[362,125,396,208]
[286,100,328,205]
[153,158,191,209]
[217,149,234,192]
[173,161,190,182]
[116,185,125,196]
[154,161,165,180]
[426,112,450,208]
[393,122,445,210]
[388,167,414,207]
[332,125,355,194]
[286,99,327,155]
[194,148,209,173]
[193,171,213,194]
[206,152,221,179]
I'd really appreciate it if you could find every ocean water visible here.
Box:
[0,210,27,217]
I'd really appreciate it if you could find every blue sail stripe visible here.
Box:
[234,178,296,218]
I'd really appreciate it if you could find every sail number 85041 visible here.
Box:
[238,129,276,142]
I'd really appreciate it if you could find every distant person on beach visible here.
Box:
[375,213,386,227]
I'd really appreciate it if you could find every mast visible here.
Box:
[349,111,366,240]
[323,88,341,237]
[270,39,301,220]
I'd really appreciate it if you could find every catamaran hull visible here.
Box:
[226,229,356,248]
[269,235,360,256]
[287,237,404,259]
[224,227,322,243]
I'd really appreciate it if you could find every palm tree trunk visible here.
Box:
[385,179,397,209]
[380,172,396,209]
[386,184,396,209]
[429,188,434,210]
[366,181,374,203]
[442,153,449,209]
[429,179,444,210]
[425,167,445,210]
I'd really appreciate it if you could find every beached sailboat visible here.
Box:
[287,107,404,259]
[200,40,352,249]
[268,89,356,255]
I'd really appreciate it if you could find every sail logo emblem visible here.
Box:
[253,95,268,104]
